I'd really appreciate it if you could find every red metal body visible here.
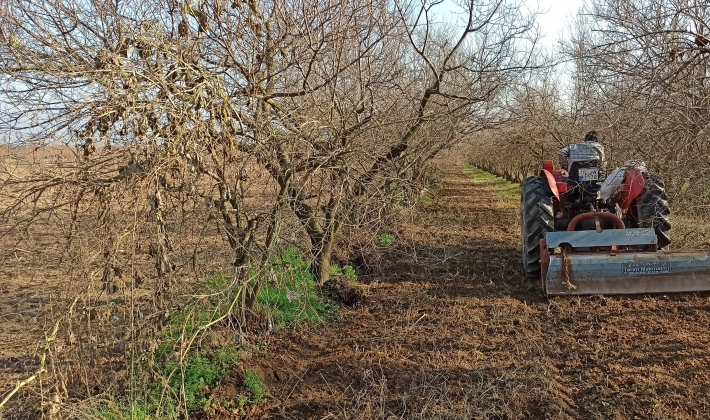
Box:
[620,167,644,212]
[540,169,560,201]
[567,212,626,231]
[538,163,643,211]
[551,170,566,181]
[543,160,555,172]
[540,168,570,197]
[533,161,710,296]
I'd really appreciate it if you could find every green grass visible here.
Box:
[163,353,230,413]
[106,347,239,418]
[96,246,340,419]
[94,345,241,419]
[330,263,357,281]
[154,273,238,359]
[419,195,433,204]
[463,165,521,201]
[258,246,339,328]
[92,404,149,420]
[243,370,270,403]
[96,274,243,418]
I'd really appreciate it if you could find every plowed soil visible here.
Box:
[223,165,710,419]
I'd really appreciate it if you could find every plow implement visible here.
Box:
[540,213,710,295]
[522,160,710,297]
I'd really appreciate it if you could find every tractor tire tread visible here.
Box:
[638,172,671,249]
[521,176,554,279]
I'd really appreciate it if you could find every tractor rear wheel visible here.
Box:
[637,172,671,249]
[521,176,555,279]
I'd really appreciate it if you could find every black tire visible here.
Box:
[521,176,555,279]
[637,172,671,249]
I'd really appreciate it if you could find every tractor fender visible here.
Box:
[540,169,560,201]
[621,167,645,212]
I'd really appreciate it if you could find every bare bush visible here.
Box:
[0,0,540,415]
[472,0,710,210]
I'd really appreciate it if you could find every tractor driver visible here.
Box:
[558,131,606,175]
[555,131,606,218]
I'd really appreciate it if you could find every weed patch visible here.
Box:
[243,370,270,403]
[96,247,340,418]
[258,246,339,328]
[330,263,358,281]
[162,354,228,413]
[377,233,395,245]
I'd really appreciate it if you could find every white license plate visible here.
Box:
[578,168,599,181]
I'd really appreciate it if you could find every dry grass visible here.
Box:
[0,146,312,419]
[669,214,710,249]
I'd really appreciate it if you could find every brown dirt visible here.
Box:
[213,164,710,419]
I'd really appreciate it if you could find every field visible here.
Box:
[3,0,710,417]
[3,156,710,419]
[229,163,710,419]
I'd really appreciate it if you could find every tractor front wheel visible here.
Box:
[521,176,555,279]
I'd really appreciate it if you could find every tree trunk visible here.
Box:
[310,236,333,285]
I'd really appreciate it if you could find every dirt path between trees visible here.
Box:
[219,164,710,420]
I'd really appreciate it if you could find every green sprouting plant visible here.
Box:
[215,346,240,369]
[111,348,241,418]
[330,264,357,282]
[92,403,149,420]
[419,194,433,204]
[243,370,269,403]
[343,265,357,282]
[165,355,224,412]
[155,274,239,359]
[377,233,395,245]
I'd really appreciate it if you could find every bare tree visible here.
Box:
[0,0,540,413]
[558,0,710,200]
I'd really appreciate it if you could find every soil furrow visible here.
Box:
[220,165,710,420]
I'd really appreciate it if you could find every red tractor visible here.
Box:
[520,159,709,296]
